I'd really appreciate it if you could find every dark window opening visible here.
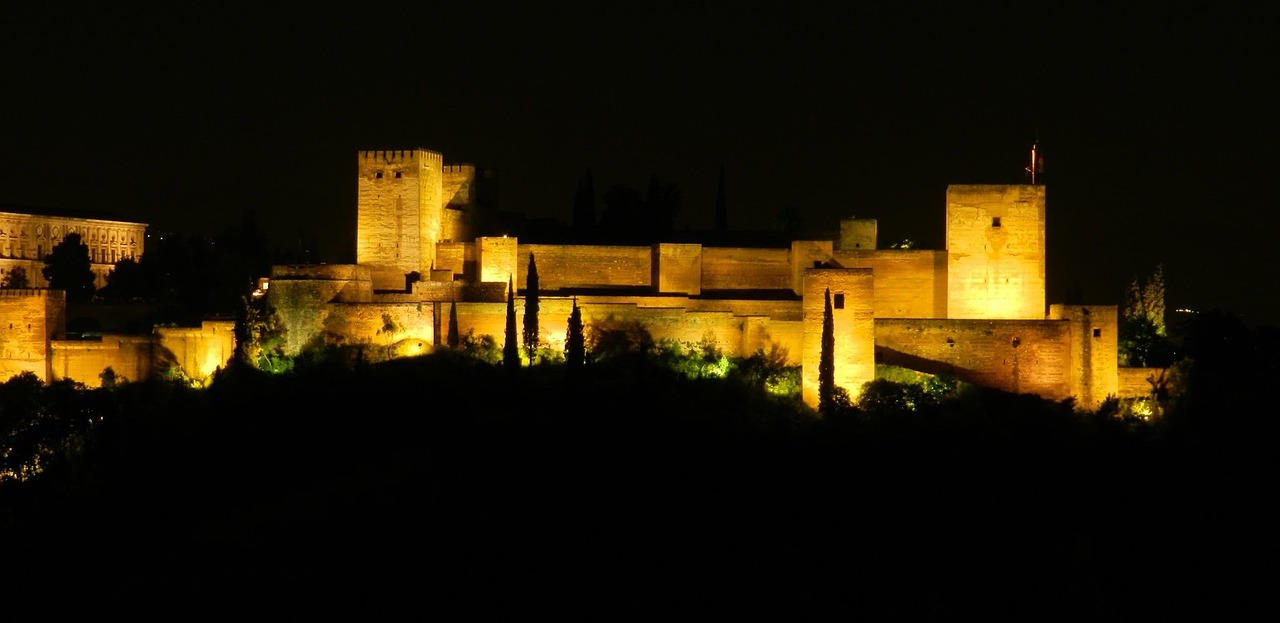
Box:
[1011,337,1021,348]
[992,216,1002,228]
[375,171,383,179]
[833,293,844,309]
[395,171,402,178]
[1093,328,1102,338]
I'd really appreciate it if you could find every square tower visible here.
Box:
[356,149,444,289]
[946,185,1046,319]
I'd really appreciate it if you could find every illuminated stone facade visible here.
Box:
[0,208,146,290]
[265,149,1139,411]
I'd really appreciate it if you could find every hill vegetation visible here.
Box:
[1,308,1275,617]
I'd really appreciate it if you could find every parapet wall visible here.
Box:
[51,334,155,386]
[834,249,947,319]
[517,244,651,290]
[700,247,792,291]
[874,318,1072,401]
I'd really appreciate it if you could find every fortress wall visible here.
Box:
[801,268,875,409]
[1048,305,1119,409]
[154,321,236,384]
[270,264,373,303]
[1118,367,1174,399]
[874,318,1072,401]
[441,207,470,245]
[686,298,802,321]
[742,316,804,365]
[434,241,474,281]
[517,244,651,290]
[479,237,519,286]
[442,164,475,207]
[51,335,155,387]
[946,185,1046,319]
[833,249,947,319]
[792,241,836,295]
[700,247,792,291]
[0,289,64,382]
[654,243,702,295]
[324,302,435,354]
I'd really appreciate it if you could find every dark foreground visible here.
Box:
[2,354,1271,620]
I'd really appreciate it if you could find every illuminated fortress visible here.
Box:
[266,148,1155,410]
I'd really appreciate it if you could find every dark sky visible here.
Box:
[3,3,1277,326]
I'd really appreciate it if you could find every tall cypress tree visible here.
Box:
[819,287,835,414]
[448,299,460,349]
[566,297,585,369]
[503,277,520,369]
[522,253,540,363]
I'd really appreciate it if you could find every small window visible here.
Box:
[375,171,383,179]
[992,216,1002,228]
[395,171,402,179]
[1093,328,1102,338]
[833,293,845,309]
[1011,337,1021,348]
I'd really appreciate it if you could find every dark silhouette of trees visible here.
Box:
[42,233,96,303]
[522,253,540,363]
[596,175,681,243]
[1,266,29,288]
[819,287,835,414]
[448,300,460,349]
[503,277,520,370]
[566,297,585,369]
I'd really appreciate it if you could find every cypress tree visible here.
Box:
[566,297,585,369]
[819,287,835,414]
[504,277,520,369]
[448,299,460,349]
[522,253,540,363]
[715,164,728,232]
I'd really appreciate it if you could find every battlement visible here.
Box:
[0,288,58,299]
[443,164,475,175]
[358,149,443,165]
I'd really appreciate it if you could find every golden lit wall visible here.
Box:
[838,218,877,250]
[0,289,64,382]
[791,241,836,295]
[700,247,792,291]
[321,302,435,358]
[269,264,374,356]
[834,249,947,319]
[153,321,236,384]
[946,185,1046,319]
[1117,367,1173,399]
[1047,304,1119,410]
[801,268,875,409]
[515,244,650,290]
[441,165,476,243]
[479,236,519,287]
[433,242,473,281]
[51,334,154,386]
[654,243,702,295]
[0,211,146,289]
[356,149,443,289]
[874,318,1072,401]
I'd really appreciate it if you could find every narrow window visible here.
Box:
[375,171,383,179]
[395,171,402,179]
[833,293,844,309]
[1093,328,1102,338]
[1011,337,1021,348]
[992,216,1002,228]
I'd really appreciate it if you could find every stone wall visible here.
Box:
[356,149,443,287]
[700,247,792,291]
[874,318,1073,401]
[834,249,947,319]
[654,243,702,295]
[516,244,650,290]
[51,334,154,386]
[1048,304,1119,409]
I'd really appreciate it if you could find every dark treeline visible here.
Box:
[1,310,1275,618]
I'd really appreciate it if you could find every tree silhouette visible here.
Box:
[503,277,520,370]
[819,287,835,414]
[571,168,596,241]
[2,266,29,289]
[448,300,460,349]
[42,233,96,303]
[566,297,585,369]
[522,253,540,363]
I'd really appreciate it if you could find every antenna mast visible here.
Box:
[1026,140,1044,185]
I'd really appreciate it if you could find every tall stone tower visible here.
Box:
[945,184,1046,319]
[356,149,444,290]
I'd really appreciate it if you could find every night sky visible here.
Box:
[3,3,1276,326]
